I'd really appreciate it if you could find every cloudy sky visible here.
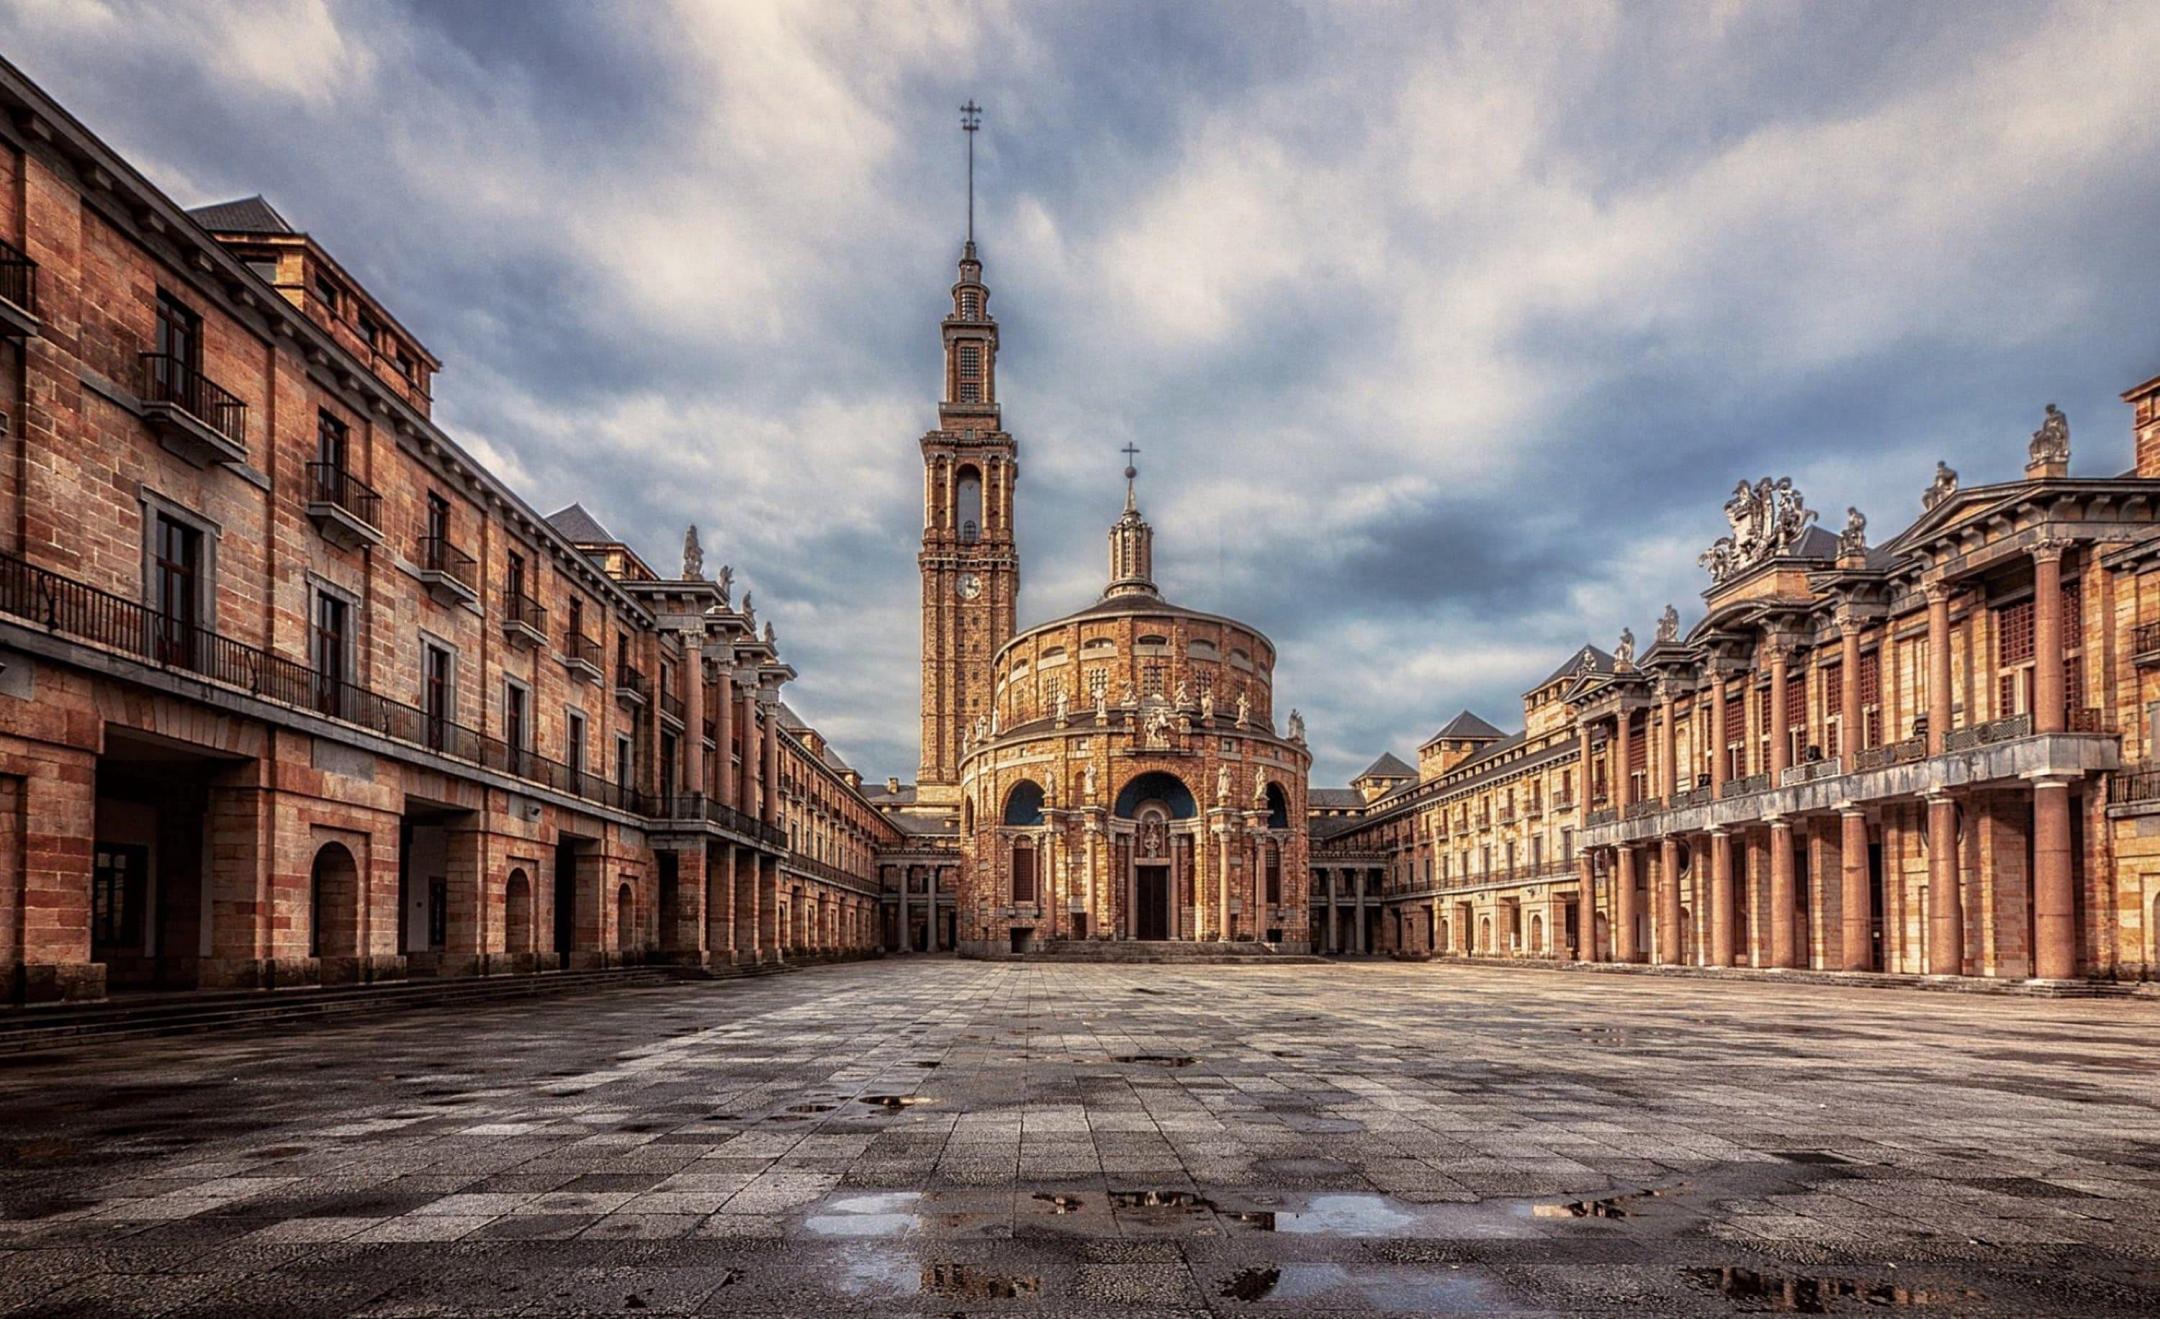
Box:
[7,1,2157,782]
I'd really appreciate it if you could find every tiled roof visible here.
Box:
[1308,788,1363,809]
[545,502,617,544]
[1429,710,1504,741]
[888,811,956,836]
[1535,643,1614,691]
[1355,752,1415,780]
[187,195,293,234]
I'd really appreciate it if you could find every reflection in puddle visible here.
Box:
[1031,1192,1085,1214]
[1533,1185,1680,1220]
[802,1191,921,1238]
[859,1094,929,1110]
[1111,1189,1214,1212]
[1218,1262,1507,1309]
[923,1263,1041,1300]
[1687,1267,1983,1312]
[1111,1054,1196,1067]
[1220,1266,1280,1301]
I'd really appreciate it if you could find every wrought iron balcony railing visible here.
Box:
[305,461,382,532]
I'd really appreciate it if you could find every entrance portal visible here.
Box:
[1136,865,1170,940]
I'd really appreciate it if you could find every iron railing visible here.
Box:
[305,461,382,532]
[2134,622,2160,659]
[0,549,651,815]
[2112,762,2160,806]
[653,792,785,846]
[616,662,650,703]
[1726,772,1771,796]
[505,591,548,636]
[140,352,246,448]
[1945,714,2031,752]
[417,535,477,592]
[786,850,872,889]
[2070,705,2105,733]
[0,235,37,315]
[659,687,686,725]
[1623,797,1664,820]
[564,629,602,669]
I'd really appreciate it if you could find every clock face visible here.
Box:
[956,573,983,600]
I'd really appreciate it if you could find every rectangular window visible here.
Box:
[155,290,201,374]
[424,643,453,751]
[92,844,146,950]
[956,342,982,402]
[506,550,526,604]
[357,308,381,347]
[1012,844,1036,903]
[313,271,340,311]
[504,683,528,767]
[1858,651,1882,748]
[617,733,634,789]
[660,730,678,801]
[312,590,349,716]
[152,513,202,668]
[566,708,587,779]
[316,410,348,469]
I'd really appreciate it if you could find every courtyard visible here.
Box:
[1,962,2157,1316]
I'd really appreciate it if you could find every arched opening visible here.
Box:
[615,883,635,953]
[956,465,983,543]
[505,868,532,955]
[1478,916,1492,953]
[961,796,974,833]
[1003,779,1045,826]
[1011,839,1038,905]
[309,842,361,980]
[1113,770,1198,820]
[1530,913,1544,955]
[1265,782,1290,830]
[1438,918,1450,954]
[1678,904,1692,965]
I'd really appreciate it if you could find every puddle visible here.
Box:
[859,1095,929,1110]
[1111,1189,1214,1211]
[1217,1262,1506,1309]
[1772,1151,1854,1166]
[1130,988,1166,995]
[907,1061,941,1069]
[1533,1186,1679,1220]
[786,1102,837,1114]
[923,1264,1040,1300]
[1031,1192,1084,1214]
[1221,1266,1281,1301]
[1687,1267,1982,1312]
[802,1192,922,1238]
[1111,1054,1196,1067]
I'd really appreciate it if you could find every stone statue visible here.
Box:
[1044,774,1058,808]
[1288,709,1305,743]
[1252,771,1269,811]
[716,564,733,602]
[1200,688,1215,721]
[1144,704,1172,748]
[1174,680,1190,709]
[1931,463,1962,508]
[2030,403,2070,466]
[1216,763,1231,805]
[1083,761,1097,802]
[1121,682,1138,708]
[1054,687,1069,722]
[740,590,755,626]
[1838,506,1868,559]
[1236,692,1251,726]
[1615,627,1635,670]
[989,705,1001,735]
[682,524,704,580]
[1656,603,1679,645]
[763,620,776,646]
[1699,476,1816,584]
[1094,687,1108,725]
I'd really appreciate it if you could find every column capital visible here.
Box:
[1922,580,1955,606]
[1836,803,1868,818]
[2023,772,2078,790]
[2030,536,2073,563]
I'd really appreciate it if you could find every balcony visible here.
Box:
[1944,714,2030,753]
[139,352,247,467]
[303,461,383,551]
[1726,772,1772,797]
[560,629,602,683]
[0,235,39,338]
[1623,797,1665,821]
[502,591,548,650]
[2133,622,2160,669]
[658,687,686,728]
[615,662,650,709]
[415,536,478,607]
[652,792,785,848]
[1850,737,1926,772]
[1780,757,1843,787]
[2112,762,2160,807]
[0,549,650,815]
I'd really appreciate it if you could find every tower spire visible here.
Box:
[1106,445,1158,599]
[960,99,982,247]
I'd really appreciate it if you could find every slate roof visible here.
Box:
[1535,644,1615,691]
[186,195,294,235]
[1308,787,1364,809]
[545,503,617,545]
[888,811,957,836]
[1430,710,1504,741]
[1355,752,1415,781]
[865,783,919,806]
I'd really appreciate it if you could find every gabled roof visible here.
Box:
[1535,644,1614,691]
[1429,710,1504,742]
[1308,787,1364,809]
[186,195,293,235]
[1355,752,1416,781]
[546,502,617,545]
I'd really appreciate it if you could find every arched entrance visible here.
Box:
[615,883,635,953]
[1530,913,1544,955]
[309,841,361,983]
[1115,771,1197,941]
[505,868,532,955]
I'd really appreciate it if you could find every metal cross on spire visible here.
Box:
[960,100,983,244]
[1121,443,1141,509]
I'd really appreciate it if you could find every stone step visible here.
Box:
[1016,940,1326,965]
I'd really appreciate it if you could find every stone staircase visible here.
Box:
[1017,939,1326,965]
[0,966,684,1055]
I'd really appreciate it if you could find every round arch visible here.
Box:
[615,883,635,953]
[1113,770,1197,820]
[505,868,533,954]
[1529,912,1544,955]
[309,841,360,965]
[1265,782,1290,830]
[1478,916,1492,953]
[955,464,983,542]
[1003,779,1045,826]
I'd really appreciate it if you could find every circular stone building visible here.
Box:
[955,465,1312,955]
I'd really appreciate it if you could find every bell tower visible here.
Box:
[917,100,1017,810]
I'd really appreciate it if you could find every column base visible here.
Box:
[199,955,318,989]
[9,960,107,1004]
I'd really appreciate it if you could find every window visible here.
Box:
[660,731,678,801]
[395,351,415,382]
[152,513,202,667]
[956,342,982,402]
[93,846,145,950]
[425,493,450,562]
[506,550,526,605]
[566,709,587,778]
[245,258,278,283]
[316,411,348,470]
[155,291,201,374]
[312,271,340,311]
[959,289,981,318]
[505,683,528,764]
[357,308,381,347]
[312,590,349,716]
[1011,842,1037,903]
[616,733,634,788]
[1858,651,1882,748]
[424,643,453,750]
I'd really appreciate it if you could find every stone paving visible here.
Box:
[2,960,2159,1316]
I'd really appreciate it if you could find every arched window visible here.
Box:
[309,842,359,962]
[1265,782,1290,830]
[615,883,635,952]
[956,466,983,541]
[1003,779,1045,826]
[1113,770,1197,820]
[1011,840,1037,903]
[505,868,532,954]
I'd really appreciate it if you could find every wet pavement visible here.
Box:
[2,958,2158,1315]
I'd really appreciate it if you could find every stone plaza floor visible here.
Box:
[1,960,2158,1316]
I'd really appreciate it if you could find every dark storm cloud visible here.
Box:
[5,0,2156,784]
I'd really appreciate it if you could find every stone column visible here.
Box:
[1838,613,1863,756]
[1576,852,1597,960]
[708,846,737,964]
[1085,820,1103,939]
[1658,683,1678,800]
[1655,836,1681,965]
[1326,869,1339,953]
[1839,808,1870,971]
[1768,819,1797,968]
[737,686,759,815]
[1614,844,1639,962]
[1708,828,1734,968]
[1926,792,1962,974]
[1742,829,1767,966]
[758,692,781,826]
[2033,543,2067,733]
[898,865,914,953]
[1353,869,1368,954]
[715,673,737,807]
[1577,724,1593,810]
[1768,644,1791,779]
[682,633,706,800]
[1615,708,1634,807]
[1709,672,1729,798]
[927,865,941,952]
[1926,583,1953,755]
[2032,776,2076,979]
[759,854,780,961]
[735,846,761,963]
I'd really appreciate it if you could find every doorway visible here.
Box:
[1136,864,1170,940]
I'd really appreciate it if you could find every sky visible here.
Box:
[5,0,2157,784]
